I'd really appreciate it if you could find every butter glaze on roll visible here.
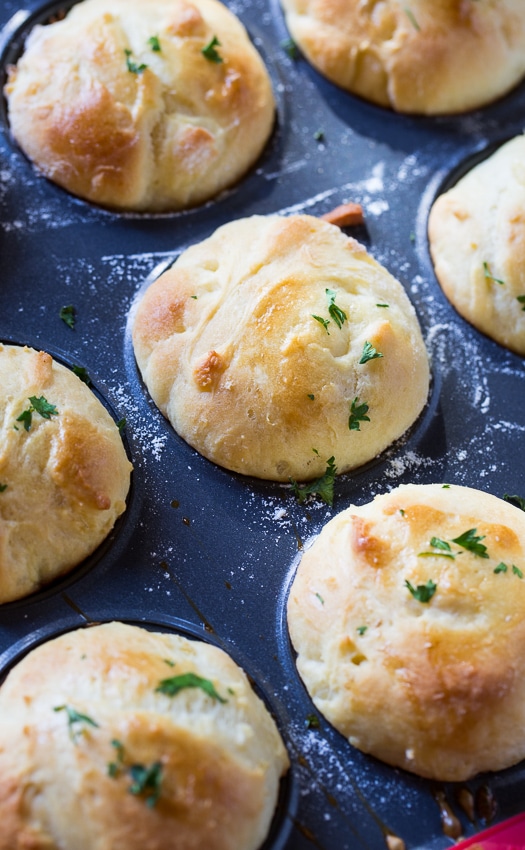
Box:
[288,483,525,781]
[4,0,275,212]
[132,213,430,481]
[279,0,525,115]
[0,621,289,850]
[0,344,132,603]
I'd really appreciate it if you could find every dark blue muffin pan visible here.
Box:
[1,0,525,847]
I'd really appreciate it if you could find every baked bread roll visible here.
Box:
[279,0,525,114]
[428,134,525,356]
[0,344,132,603]
[287,483,525,782]
[0,621,289,850]
[4,0,274,212]
[132,213,429,481]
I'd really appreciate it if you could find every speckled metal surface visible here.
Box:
[0,1,525,847]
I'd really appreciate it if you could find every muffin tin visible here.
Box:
[1,0,525,847]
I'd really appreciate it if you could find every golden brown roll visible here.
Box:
[279,0,525,114]
[0,621,289,850]
[4,0,275,212]
[0,344,132,603]
[428,134,525,356]
[132,213,430,482]
[287,482,525,781]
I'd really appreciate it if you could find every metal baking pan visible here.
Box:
[1,0,525,847]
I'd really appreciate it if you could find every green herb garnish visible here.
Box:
[451,528,488,558]
[16,396,58,432]
[404,7,420,30]
[307,393,315,400]
[376,303,389,308]
[503,494,525,512]
[418,537,455,559]
[512,565,524,579]
[0,483,7,492]
[291,455,337,507]
[54,705,99,742]
[326,288,347,329]
[356,625,368,636]
[405,579,437,603]
[494,562,508,574]
[156,672,227,703]
[128,762,163,808]
[125,48,148,74]
[281,37,299,60]
[312,314,330,333]
[107,738,125,777]
[305,713,320,729]
[72,365,91,385]
[59,304,76,329]
[315,592,324,604]
[314,129,325,142]
[117,418,126,433]
[148,35,161,52]
[201,35,223,63]
[517,295,525,311]
[348,397,370,431]
[483,261,505,285]
[359,341,383,364]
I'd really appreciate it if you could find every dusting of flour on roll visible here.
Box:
[132,213,429,482]
[0,621,289,850]
[0,344,132,603]
[429,134,525,356]
[4,0,275,212]
[279,0,525,115]
[287,483,525,781]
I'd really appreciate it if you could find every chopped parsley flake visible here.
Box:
[404,7,420,30]
[16,396,58,431]
[315,592,324,604]
[148,35,161,52]
[107,738,125,777]
[312,314,330,333]
[59,304,76,329]
[54,705,99,742]
[326,288,347,329]
[494,562,508,574]
[451,528,488,558]
[125,48,148,74]
[314,129,325,142]
[512,565,524,579]
[348,397,370,431]
[517,295,525,310]
[281,37,299,60]
[359,341,383,364]
[305,713,320,729]
[156,672,227,703]
[418,537,455,559]
[0,483,7,492]
[201,35,223,63]
[503,494,525,512]
[72,365,91,385]
[117,418,126,433]
[483,261,505,285]
[291,455,337,507]
[376,303,389,308]
[356,625,368,636]
[405,579,437,603]
[128,762,163,808]
[307,393,315,400]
